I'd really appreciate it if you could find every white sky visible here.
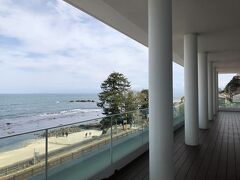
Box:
[0,0,234,97]
[218,73,236,90]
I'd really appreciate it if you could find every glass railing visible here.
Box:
[173,102,184,127]
[0,130,46,180]
[219,98,240,109]
[0,103,184,180]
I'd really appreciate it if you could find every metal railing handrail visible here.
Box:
[0,103,185,179]
[0,108,149,139]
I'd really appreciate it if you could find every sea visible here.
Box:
[0,94,103,138]
[0,94,182,152]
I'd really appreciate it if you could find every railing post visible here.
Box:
[110,116,113,164]
[45,129,48,180]
[141,110,144,144]
[115,118,118,135]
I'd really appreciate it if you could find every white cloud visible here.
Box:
[173,63,184,98]
[1,0,234,98]
[218,73,236,90]
[2,0,238,98]
[0,0,148,93]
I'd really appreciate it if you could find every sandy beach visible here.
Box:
[0,129,102,168]
[0,123,145,180]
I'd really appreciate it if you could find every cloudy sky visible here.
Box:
[0,0,234,97]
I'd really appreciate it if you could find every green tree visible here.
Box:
[124,90,138,111]
[137,89,149,109]
[123,91,138,128]
[97,72,131,129]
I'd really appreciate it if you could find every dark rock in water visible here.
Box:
[6,123,11,125]
[69,99,95,103]
[79,123,101,129]
[40,123,101,138]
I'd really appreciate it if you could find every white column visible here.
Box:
[215,72,219,112]
[212,67,216,115]
[184,34,199,146]
[149,0,173,179]
[208,61,213,120]
[198,53,208,129]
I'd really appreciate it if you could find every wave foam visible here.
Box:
[38,108,102,117]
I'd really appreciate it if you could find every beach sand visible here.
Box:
[0,130,102,168]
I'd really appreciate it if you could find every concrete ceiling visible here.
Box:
[65,0,240,73]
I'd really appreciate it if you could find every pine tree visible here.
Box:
[97,72,131,129]
[98,72,131,115]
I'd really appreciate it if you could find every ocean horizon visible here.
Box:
[0,93,182,137]
[0,93,103,137]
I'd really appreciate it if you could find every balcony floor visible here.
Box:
[108,111,240,180]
